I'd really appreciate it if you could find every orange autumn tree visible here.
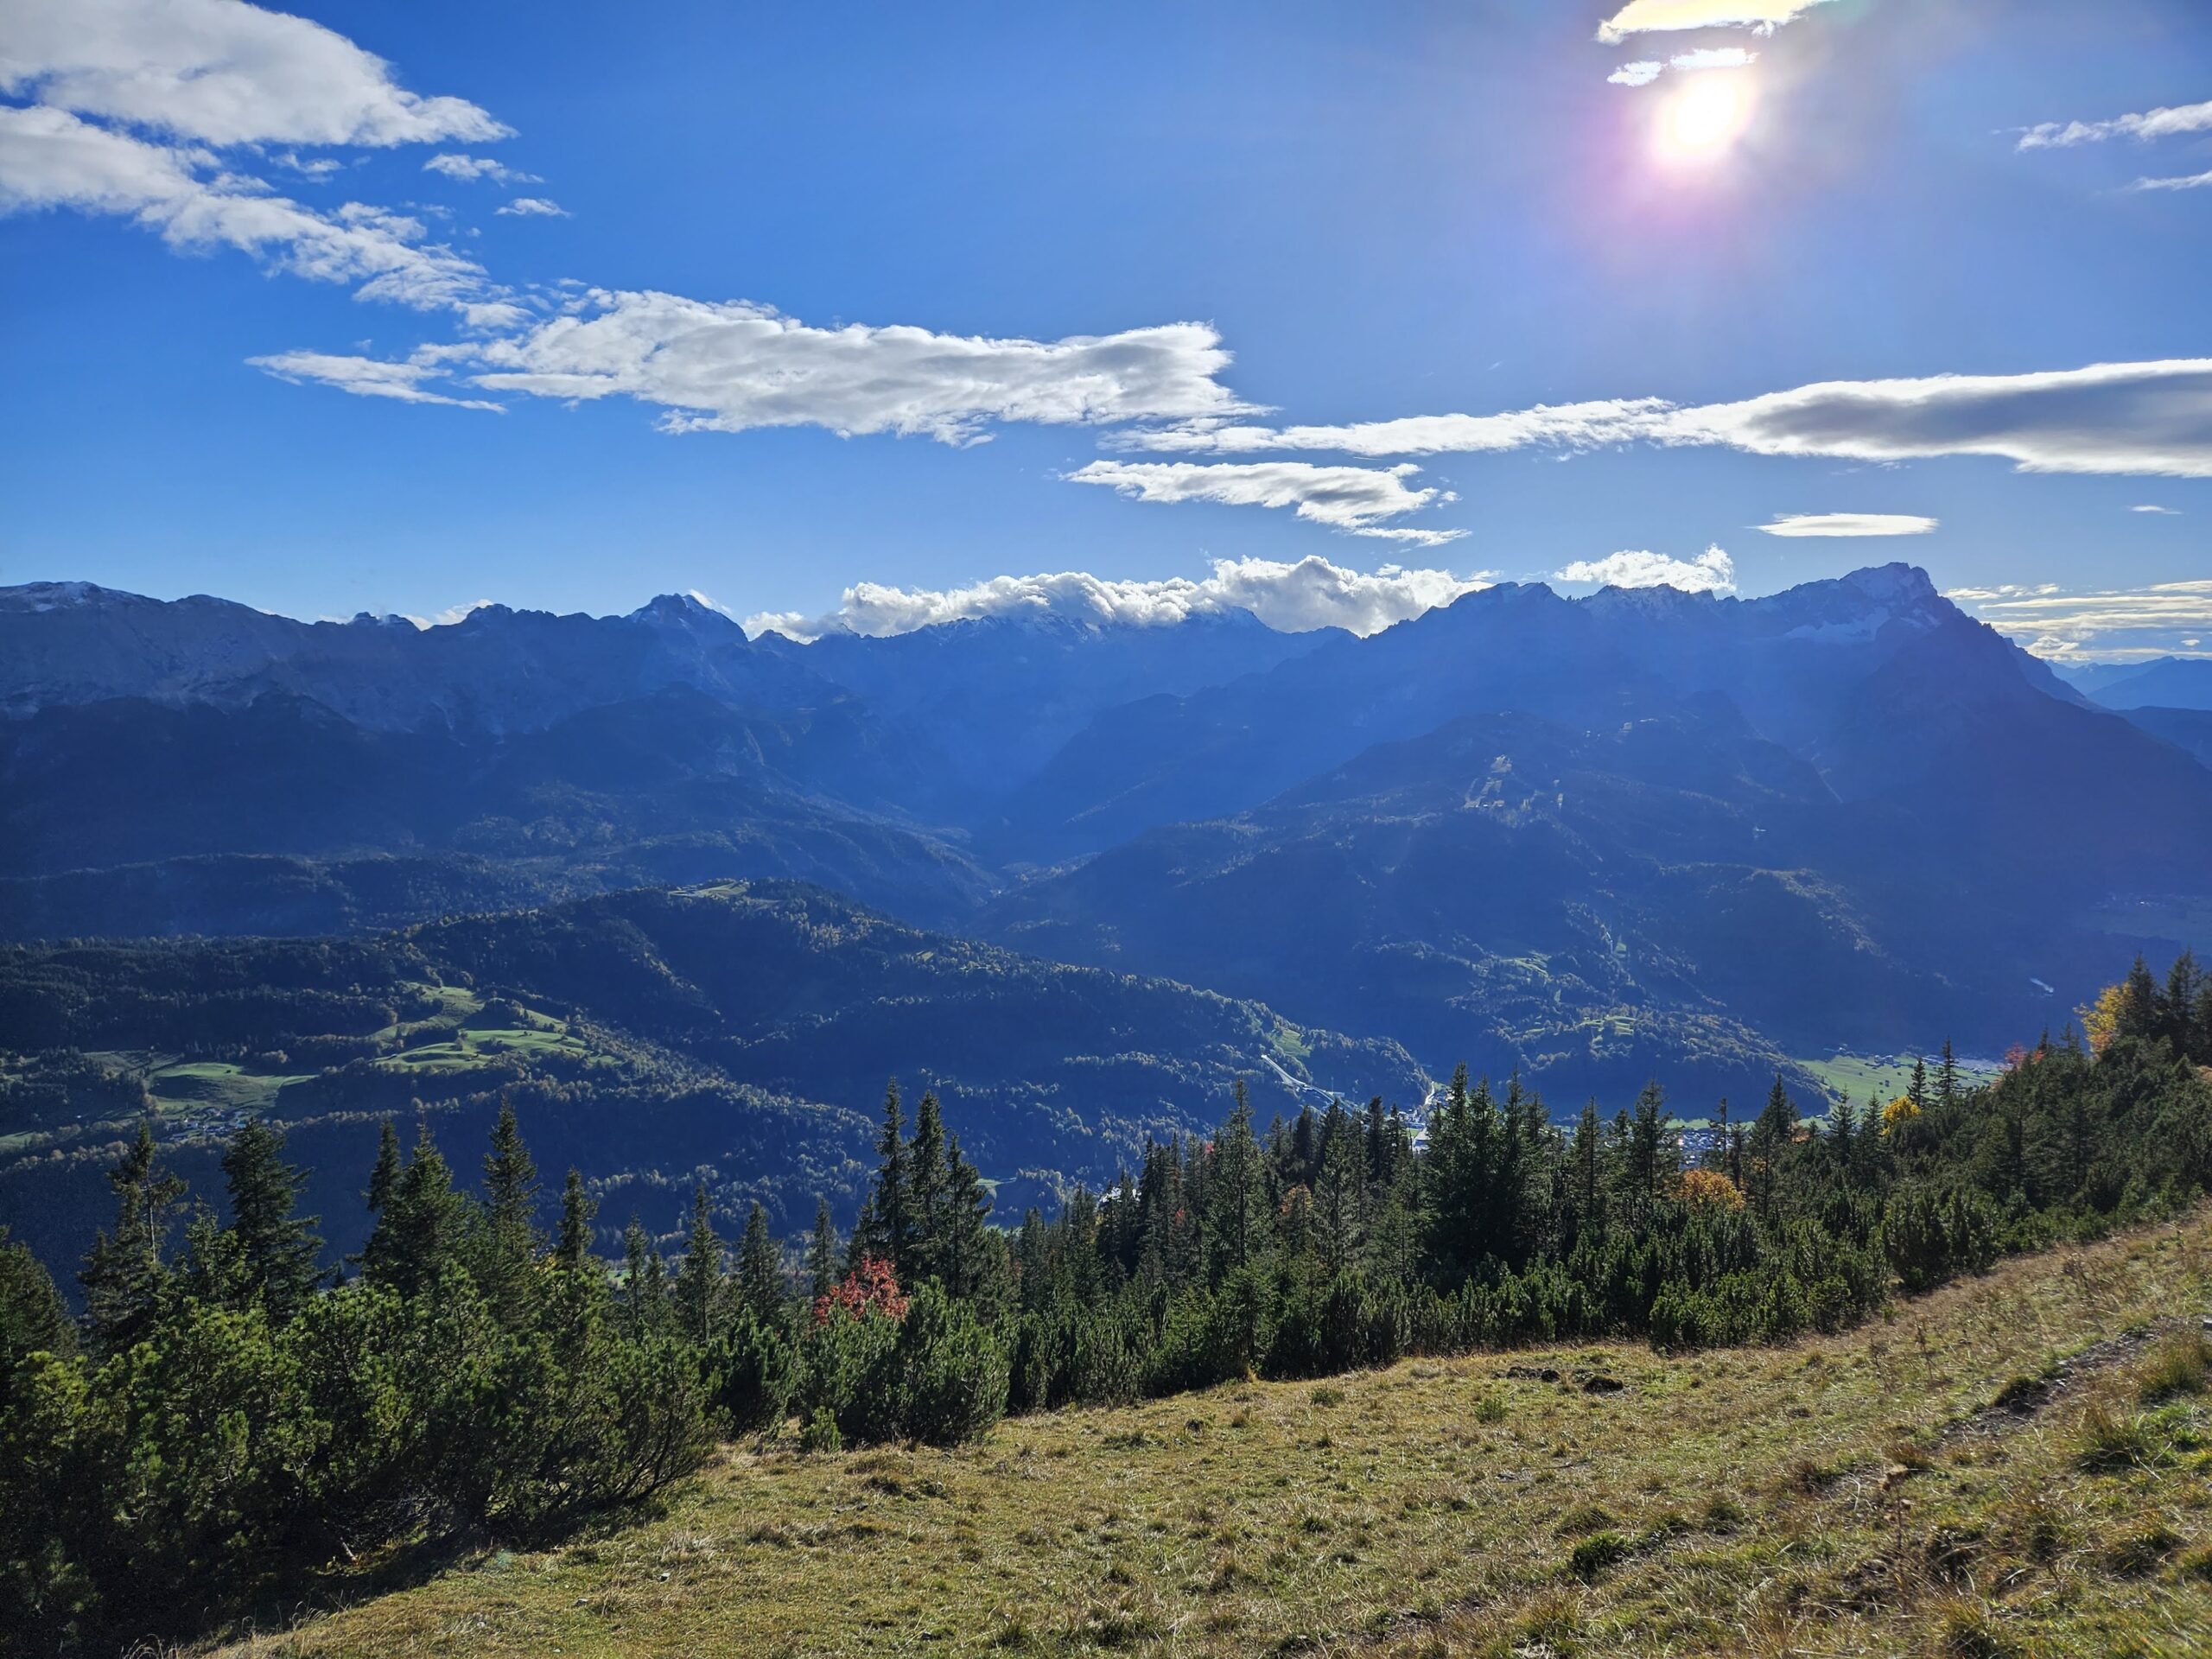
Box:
[1677,1166,1745,1213]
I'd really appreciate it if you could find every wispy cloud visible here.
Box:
[2018,97,2212,150]
[1596,0,1834,44]
[248,349,502,410]
[744,556,1495,642]
[1955,579,2212,660]
[1125,399,1671,459]
[1758,512,1938,537]
[1608,48,1756,88]
[1065,460,1462,543]
[2132,504,2180,515]
[424,153,541,184]
[449,289,1251,443]
[1671,48,1758,71]
[1133,359,2212,480]
[495,195,567,218]
[1553,546,1736,594]
[0,105,518,322]
[2128,168,2212,193]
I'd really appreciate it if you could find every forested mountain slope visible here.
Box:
[0,881,1425,1280]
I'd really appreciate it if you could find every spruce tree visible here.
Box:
[1203,1081,1270,1280]
[622,1215,669,1333]
[1936,1040,1961,1111]
[673,1183,724,1346]
[556,1168,597,1272]
[79,1121,185,1355]
[857,1080,909,1271]
[361,1125,471,1300]
[735,1200,782,1324]
[906,1090,949,1282]
[219,1117,323,1325]
[939,1135,999,1303]
[0,1227,74,1381]
[479,1098,542,1325]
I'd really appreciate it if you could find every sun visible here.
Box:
[1656,74,1751,163]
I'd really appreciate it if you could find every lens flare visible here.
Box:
[1656,75,1751,163]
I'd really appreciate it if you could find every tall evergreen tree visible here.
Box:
[556,1168,597,1272]
[906,1090,950,1282]
[478,1099,542,1325]
[622,1214,668,1333]
[219,1118,323,1325]
[673,1184,724,1345]
[939,1135,1000,1303]
[79,1122,185,1355]
[360,1125,472,1300]
[1202,1081,1270,1281]
[735,1200,782,1324]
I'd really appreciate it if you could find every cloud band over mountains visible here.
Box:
[741,556,1497,642]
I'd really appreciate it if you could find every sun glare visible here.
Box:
[1656,74,1751,162]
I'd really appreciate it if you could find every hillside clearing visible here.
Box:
[213,1211,2212,1658]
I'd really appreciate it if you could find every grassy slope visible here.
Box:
[215,1215,2212,1659]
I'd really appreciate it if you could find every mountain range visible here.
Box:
[4,567,2209,1128]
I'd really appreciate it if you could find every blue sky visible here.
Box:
[2,0,2208,657]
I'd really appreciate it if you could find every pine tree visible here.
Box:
[1908,1058,1930,1116]
[940,1135,1001,1305]
[855,1080,910,1271]
[1312,1103,1367,1275]
[622,1214,669,1333]
[1203,1081,1270,1281]
[219,1118,323,1325]
[1,1226,75,1380]
[556,1169,597,1272]
[478,1098,542,1325]
[735,1201,782,1324]
[1627,1079,1675,1224]
[1936,1040,1961,1111]
[674,1183,725,1346]
[79,1121,185,1355]
[361,1125,471,1300]
[806,1198,839,1301]
[906,1090,949,1282]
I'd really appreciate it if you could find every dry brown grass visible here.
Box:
[207,1215,2212,1658]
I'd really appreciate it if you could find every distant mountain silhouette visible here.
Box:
[4,567,2208,1112]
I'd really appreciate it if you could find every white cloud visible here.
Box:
[1758,512,1938,537]
[247,349,502,410]
[2018,97,2212,150]
[1125,398,1673,458]
[1554,546,1737,594]
[1610,62,1664,87]
[1668,360,2212,477]
[2132,504,2180,514]
[1065,459,1462,543]
[424,152,540,184]
[0,0,508,148]
[1142,359,2212,480]
[743,556,1497,642]
[1672,48,1758,71]
[2129,168,2212,193]
[400,598,498,629]
[459,289,1250,443]
[1596,0,1834,44]
[0,105,516,321]
[1958,579,2212,660]
[495,195,567,217]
